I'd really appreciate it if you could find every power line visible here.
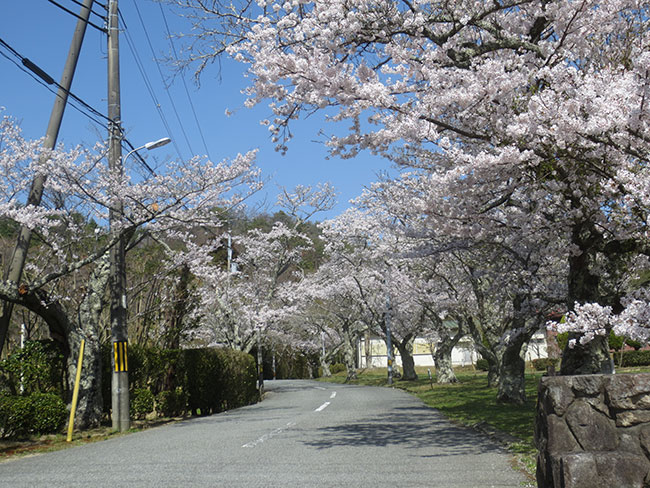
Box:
[68,0,108,14]
[0,36,153,173]
[159,3,213,161]
[127,1,196,158]
[118,9,183,162]
[0,37,110,129]
[45,0,108,33]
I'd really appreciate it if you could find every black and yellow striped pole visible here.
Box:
[113,341,128,373]
[111,339,130,431]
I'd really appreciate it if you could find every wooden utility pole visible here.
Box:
[107,0,129,432]
[0,0,95,357]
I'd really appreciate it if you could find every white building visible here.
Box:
[357,332,549,368]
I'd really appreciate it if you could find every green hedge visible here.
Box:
[532,358,559,371]
[475,359,489,371]
[329,363,346,374]
[131,388,155,419]
[620,350,650,367]
[0,393,66,438]
[102,345,258,418]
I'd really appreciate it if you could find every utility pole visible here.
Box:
[0,0,95,357]
[107,0,129,432]
[257,329,263,393]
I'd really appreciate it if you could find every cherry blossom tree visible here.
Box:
[0,114,260,426]
[350,165,565,402]
[172,0,650,375]
[186,185,334,361]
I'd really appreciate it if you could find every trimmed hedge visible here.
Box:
[329,363,346,375]
[102,345,258,418]
[0,393,66,438]
[155,388,187,417]
[532,358,559,371]
[131,388,155,419]
[620,350,650,367]
[475,359,489,371]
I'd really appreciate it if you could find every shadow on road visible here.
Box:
[303,404,505,457]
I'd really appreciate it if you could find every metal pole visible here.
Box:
[257,329,263,391]
[67,339,85,442]
[107,0,129,432]
[0,0,95,356]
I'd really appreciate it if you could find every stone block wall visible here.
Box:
[536,374,650,488]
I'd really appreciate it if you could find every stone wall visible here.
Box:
[536,373,650,488]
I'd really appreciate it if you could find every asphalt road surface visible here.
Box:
[0,380,527,487]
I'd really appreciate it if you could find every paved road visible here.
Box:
[0,380,526,487]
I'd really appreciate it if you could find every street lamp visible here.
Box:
[124,137,171,173]
[110,136,170,432]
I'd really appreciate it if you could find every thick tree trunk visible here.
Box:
[68,256,109,428]
[432,321,464,384]
[433,345,457,383]
[395,339,418,381]
[320,357,332,377]
[561,220,613,375]
[560,334,613,375]
[496,338,527,405]
[342,323,357,381]
[67,330,103,428]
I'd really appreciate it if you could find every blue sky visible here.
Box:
[0,0,392,220]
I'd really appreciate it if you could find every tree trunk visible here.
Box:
[67,330,103,428]
[561,219,613,374]
[466,316,500,386]
[395,339,418,381]
[68,256,110,428]
[161,265,192,350]
[560,334,613,375]
[496,336,527,405]
[320,357,331,377]
[341,322,357,381]
[432,321,464,384]
[433,345,457,383]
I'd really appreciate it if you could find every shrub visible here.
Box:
[532,358,559,371]
[0,341,65,396]
[155,388,187,417]
[0,395,31,438]
[609,331,625,351]
[475,359,489,371]
[131,388,155,419]
[621,350,650,367]
[625,339,644,351]
[0,393,66,438]
[556,332,569,352]
[27,393,67,434]
[329,363,347,374]
[103,344,258,418]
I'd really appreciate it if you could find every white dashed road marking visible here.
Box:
[242,422,296,448]
[315,402,331,412]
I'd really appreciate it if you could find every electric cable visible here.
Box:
[125,3,195,158]
[0,37,153,174]
[45,0,107,33]
[159,3,212,161]
[118,10,183,163]
[67,0,108,14]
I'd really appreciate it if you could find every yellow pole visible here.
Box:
[67,339,85,442]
